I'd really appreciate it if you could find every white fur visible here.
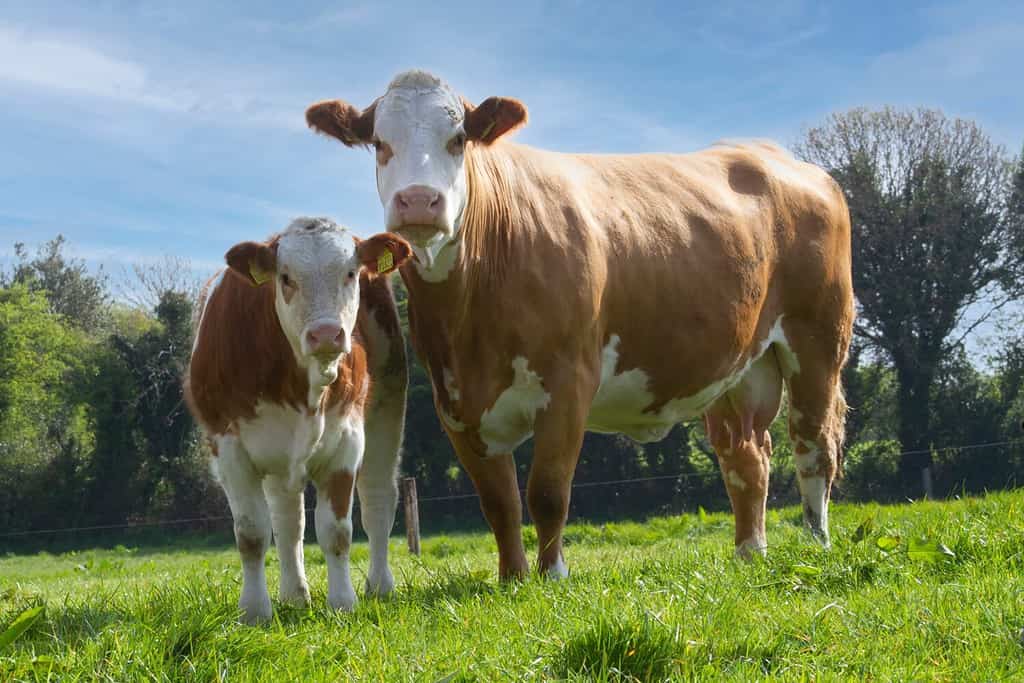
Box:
[478,356,551,455]
[213,405,366,621]
[443,367,461,403]
[726,469,748,491]
[546,554,569,580]
[372,72,467,279]
[586,320,797,443]
[797,474,831,547]
[272,218,363,387]
[735,533,768,560]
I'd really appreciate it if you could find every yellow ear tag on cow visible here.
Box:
[249,264,272,286]
[377,249,394,274]
[479,120,496,140]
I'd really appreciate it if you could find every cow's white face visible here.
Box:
[306,70,528,273]
[226,218,410,385]
[373,75,467,265]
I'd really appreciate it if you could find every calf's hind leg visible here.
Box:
[704,350,783,559]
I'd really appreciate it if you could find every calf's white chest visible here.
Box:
[233,401,363,482]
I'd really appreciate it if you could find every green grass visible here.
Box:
[2,491,1023,681]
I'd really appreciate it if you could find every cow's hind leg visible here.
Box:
[263,476,310,606]
[212,436,273,623]
[782,318,850,548]
[705,351,783,559]
[357,394,402,597]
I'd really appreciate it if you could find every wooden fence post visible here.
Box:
[402,477,421,555]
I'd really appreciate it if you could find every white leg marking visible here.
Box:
[263,476,310,606]
[797,474,830,547]
[546,554,570,580]
[726,469,748,491]
[212,437,273,624]
[735,532,768,561]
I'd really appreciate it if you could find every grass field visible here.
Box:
[2,491,1023,681]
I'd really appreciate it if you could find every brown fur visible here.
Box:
[305,78,853,573]
[305,99,377,147]
[326,469,356,519]
[463,97,528,145]
[397,140,854,574]
[185,269,402,437]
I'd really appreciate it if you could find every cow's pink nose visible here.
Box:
[394,185,444,225]
[306,322,343,353]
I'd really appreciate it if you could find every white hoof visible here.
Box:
[365,568,395,597]
[239,593,273,625]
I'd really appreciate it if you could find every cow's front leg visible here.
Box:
[449,430,528,581]
[263,475,310,606]
[527,386,589,579]
[314,461,359,612]
[212,436,273,624]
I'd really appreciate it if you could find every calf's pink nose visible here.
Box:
[306,322,343,352]
[394,185,444,225]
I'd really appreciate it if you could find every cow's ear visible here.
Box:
[306,99,377,147]
[463,96,528,145]
[355,233,412,277]
[225,241,277,286]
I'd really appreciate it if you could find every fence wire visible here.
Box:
[2,438,1022,540]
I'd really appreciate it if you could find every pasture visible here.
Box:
[2,490,1022,681]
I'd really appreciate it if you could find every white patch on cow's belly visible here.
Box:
[586,320,797,442]
[478,357,551,456]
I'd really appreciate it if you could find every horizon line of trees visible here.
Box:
[1,106,1023,549]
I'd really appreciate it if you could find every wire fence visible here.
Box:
[2,438,1022,542]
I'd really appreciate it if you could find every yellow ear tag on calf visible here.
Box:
[377,249,394,274]
[249,264,272,285]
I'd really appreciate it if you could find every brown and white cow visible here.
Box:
[185,217,410,622]
[306,71,854,579]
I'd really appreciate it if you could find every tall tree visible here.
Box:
[7,235,110,334]
[795,108,1024,495]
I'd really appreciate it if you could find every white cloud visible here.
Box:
[0,24,190,111]
[0,23,306,131]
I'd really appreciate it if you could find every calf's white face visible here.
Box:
[225,217,409,383]
[306,70,528,269]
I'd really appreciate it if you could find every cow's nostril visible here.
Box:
[396,195,409,209]
[429,196,441,208]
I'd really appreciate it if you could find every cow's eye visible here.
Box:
[280,273,294,288]
[373,138,393,165]
[347,270,356,281]
[447,131,466,155]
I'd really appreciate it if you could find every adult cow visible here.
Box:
[186,217,411,622]
[306,71,854,579]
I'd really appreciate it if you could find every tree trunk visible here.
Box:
[895,364,934,497]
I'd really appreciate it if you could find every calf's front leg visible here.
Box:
[212,436,273,624]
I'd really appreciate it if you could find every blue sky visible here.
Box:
[1,0,1021,282]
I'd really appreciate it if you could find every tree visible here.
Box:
[6,235,110,334]
[795,108,1024,495]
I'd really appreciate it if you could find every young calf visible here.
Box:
[185,217,410,623]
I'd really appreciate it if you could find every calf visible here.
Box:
[185,217,410,622]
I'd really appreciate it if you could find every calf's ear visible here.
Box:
[462,96,528,145]
[306,99,377,147]
[225,241,278,286]
[355,233,412,277]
